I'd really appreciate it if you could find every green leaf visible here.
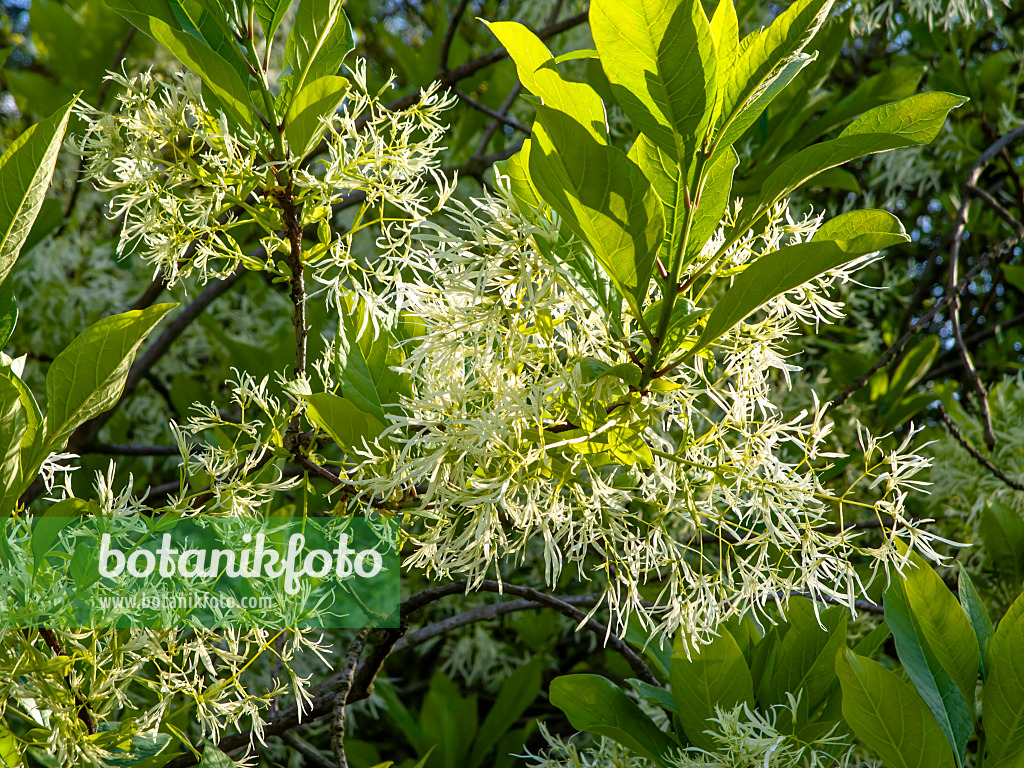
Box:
[784,64,925,150]
[484,21,605,138]
[281,0,355,107]
[984,604,1024,764]
[883,337,940,409]
[767,598,847,712]
[836,647,955,768]
[284,75,349,159]
[529,105,664,318]
[31,498,90,571]
[591,0,717,162]
[851,620,891,658]
[889,550,980,701]
[980,500,1024,586]
[0,282,16,348]
[549,674,678,764]
[468,658,542,768]
[716,51,815,151]
[670,631,754,751]
[737,92,966,231]
[495,142,542,213]
[1003,264,1024,294]
[884,569,975,765]
[255,0,290,40]
[0,374,27,505]
[103,732,173,767]
[0,98,76,289]
[718,0,834,148]
[301,392,385,452]
[0,723,20,768]
[958,568,994,679]
[147,17,254,130]
[710,0,738,73]
[628,678,678,713]
[684,145,737,267]
[44,303,177,451]
[333,299,409,425]
[198,744,235,768]
[692,210,908,355]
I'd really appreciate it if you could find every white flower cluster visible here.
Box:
[523,698,859,768]
[339,174,940,643]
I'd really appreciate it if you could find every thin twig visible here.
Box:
[437,0,472,77]
[826,233,1023,414]
[947,132,1024,448]
[471,81,524,161]
[936,404,1024,492]
[399,580,657,685]
[451,86,532,135]
[282,733,336,768]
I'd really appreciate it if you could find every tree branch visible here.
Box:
[826,233,1023,415]
[936,404,1024,493]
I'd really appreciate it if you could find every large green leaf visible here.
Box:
[782,64,925,151]
[591,0,717,161]
[767,598,847,712]
[736,92,966,231]
[44,303,177,452]
[549,674,678,764]
[104,0,182,40]
[716,51,814,151]
[301,392,385,452]
[836,648,956,768]
[529,105,664,317]
[485,21,605,137]
[0,98,76,290]
[958,568,994,679]
[718,0,834,148]
[670,630,754,751]
[147,17,254,130]
[692,209,908,355]
[884,568,975,765]
[284,75,349,159]
[255,0,290,40]
[984,606,1024,764]
[333,300,409,425]
[281,0,355,108]
[468,658,543,768]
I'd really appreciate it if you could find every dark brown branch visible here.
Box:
[437,0,472,77]
[937,404,1024,493]
[471,81,524,163]
[451,87,532,135]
